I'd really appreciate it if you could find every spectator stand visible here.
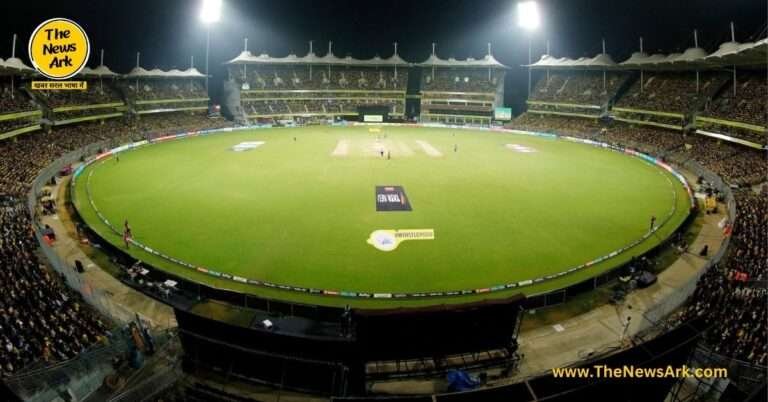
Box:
[694,39,767,147]
[0,56,42,140]
[418,43,507,126]
[525,50,627,121]
[126,59,209,116]
[42,61,128,127]
[227,41,409,123]
[612,37,724,131]
[613,36,767,150]
[507,112,767,379]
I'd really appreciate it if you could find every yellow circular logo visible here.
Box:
[28,18,90,80]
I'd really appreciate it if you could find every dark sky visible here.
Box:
[3,0,766,110]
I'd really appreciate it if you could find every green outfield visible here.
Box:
[72,126,691,308]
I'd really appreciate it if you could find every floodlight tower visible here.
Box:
[199,0,222,92]
[517,1,540,97]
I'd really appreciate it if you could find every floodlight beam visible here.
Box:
[516,2,541,97]
[517,1,540,31]
[199,0,222,24]
[199,0,222,92]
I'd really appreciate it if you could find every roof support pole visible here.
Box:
[205,27,210,92]
[602,39,606,92]
[243,38,248,82]
[394,42,399,80]
[10,34,16,96]
[527,37,532,98]
[730,21,735,42]
[136,52,140,94]
[308,41,313,81]
[432,42,436,82]
[730,22,736,97]
[696,70,699,94]
[545,40,550,83]
[487,42,492,81]
[693,30,699,94]
[603,70,606,92]
[639,37,643,95]
[100,49,105,93]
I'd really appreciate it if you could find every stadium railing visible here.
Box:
[635,158,734,336]
[690,345,767,395]
[3,331,131,402]
[26,140,162,327]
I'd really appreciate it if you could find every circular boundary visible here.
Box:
[72,125,693,300]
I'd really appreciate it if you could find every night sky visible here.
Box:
[3,0,766,111]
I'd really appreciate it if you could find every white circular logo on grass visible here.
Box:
[368,230,399,251]
[367,229,435,252]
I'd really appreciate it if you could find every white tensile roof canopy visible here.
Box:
[526,53,617,70]
[227,41,507,69]
[226,50,411,67]
[417,53,508,69]
[526,38,767,70]
[0,57,35,75]
[125,66,206,78]
[80,65,119,77]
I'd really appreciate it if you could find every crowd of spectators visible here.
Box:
[679,190,767,366]
[666,134,767,186]
[703,72,767,127]
[601,123,686,156]
[421,68,501,93]
[129,80,208,101]
[0,113,232,377]
[37,80,123,109]
[242,97,403,117]
[235,66,407,117]
[421,103,492,117]
[530,72,628,106]
[615,110,686,129]
[0,201,109,377]
[136,113,232,139]
[0,120,138,198]
[0,116,40,137]
[615,72,729,113]
[240,66,408,91]
[510,112,767,367]
[511,114,767,187]
[524,102,602,117]
[506,112,602,139]
[0,86,40,134]
[0,85,37,115]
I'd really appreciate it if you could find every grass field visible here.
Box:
[73,126,691,308]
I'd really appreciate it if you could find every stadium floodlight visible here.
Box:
[516,1,540,31]
[199,0,222,92]
[199,0,222,24]
[517,1,540,97]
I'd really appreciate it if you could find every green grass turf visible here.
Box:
[73,126,691,308]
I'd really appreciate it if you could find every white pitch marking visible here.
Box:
[331,140,349,156]
[415,140,443,157]
[506,143,537,153]
[397,141,414,156]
